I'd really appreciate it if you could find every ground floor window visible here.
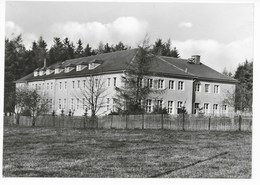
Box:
[146,99,152,113]
[168,101,173,114]
[204,103,209,114]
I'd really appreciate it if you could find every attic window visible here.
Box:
[89,59,104,70]
[64,64,75,73]
[76,64,88,71]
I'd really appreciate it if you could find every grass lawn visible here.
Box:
[3,125,251,178]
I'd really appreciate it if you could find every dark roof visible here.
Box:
[66,63,76,67]
[15,48,237,84]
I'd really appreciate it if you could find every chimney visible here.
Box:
[191,55,200,64]
[44,58,46,67]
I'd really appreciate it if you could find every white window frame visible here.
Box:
[178,81,184,91]
[147,78,153,88]
[195,83,201,92]
[158,79,164,89]
[204,103,210,114]
[205,84,210,93]
[168,101,174,114]
[146,99,152,113]
[214,85,219,94]
[169,80,175,90]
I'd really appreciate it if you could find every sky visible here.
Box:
[5,1,254,73]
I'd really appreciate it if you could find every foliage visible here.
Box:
[234,60,253,112]
[77,76,108,117]
[115,37,155,114]
[15,87,50,126]
[152,38,180,58]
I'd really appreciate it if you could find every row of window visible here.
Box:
[31,77,118,91]
[195,84,219,94]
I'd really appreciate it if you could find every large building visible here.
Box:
[15,48,237,116]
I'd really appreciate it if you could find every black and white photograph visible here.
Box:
[1,0,258,182]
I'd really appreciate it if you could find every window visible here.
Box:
[77,98,79,109]
[168,101,174,114]
[138,78,143,87]
[71,98,74,110]
[47,83,49,90]
[205,84,210,93]
[83,80,86,88]
[147,78,153,88]
[107,98,110,111]
[113,77,117,86]
[158,79,164,89]
[195,83,201,92]
[169,80,175,90]
[213,104,218,113]
[95,79,98,88]
[194,103,200,114]
[223,105,228,113]
[204,103,209,113]
[157,100,163,109]
[60,82,62,89]
[51,82,53,89]
[82,98,85,109]
[72,81,75,88]
[107,78,111,87]
[177,101,183,108]
[178,81,184,90]
[78,80,80,88]
[214,85,219,94]
[65,81,67,89]
[63,99,66,109]
[59,99,61,109]
[49,99,52,109]
[146,99,152,113]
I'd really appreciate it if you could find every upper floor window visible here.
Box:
[72,81,75,88]
[178,81,184,90]
[113,77,117,86]
[158,79,164,89]
[78,80,80,88]
[223,105,228,112]
[205,84,210,93]
[107,78,111,87]
[65,81,67,89]
[59,99,61,109]
[169,80,175,90]
[83,80,86,88]
[63,99,66,109]
[95,79,98,88]
[59,82,62,89]
[214,85,219,94]
[195,83,201,92]
[147,78,153,88]
[47,83,49,90]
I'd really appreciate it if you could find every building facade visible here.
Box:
[15,49,237,116]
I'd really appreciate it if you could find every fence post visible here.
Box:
[111,115,113,129]
[238,115,242,131]
[208,116,211,131]
[161,114,164,129]
[142,114,144,129]
[182,113,185,131]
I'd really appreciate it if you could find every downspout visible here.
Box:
[191,78,198,114]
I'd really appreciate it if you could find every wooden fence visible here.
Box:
[4,114,252,131]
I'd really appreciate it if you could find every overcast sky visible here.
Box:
[5,1,254,73]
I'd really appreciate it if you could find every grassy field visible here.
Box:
[3,125,251,178]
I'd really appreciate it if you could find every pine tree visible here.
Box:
[115,38,154,114]
[75,39,84,58]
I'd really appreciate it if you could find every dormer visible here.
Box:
[46,66,55,75]
[34,68,39,77]
[89,59,104,70]
[76,61,88,71]
[55,65,64,74]
[65,63,76,73]
[39,67,46,76]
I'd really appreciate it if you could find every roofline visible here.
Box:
[14,69,237,84]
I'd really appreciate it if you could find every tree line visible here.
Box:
[5,35,180,114]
